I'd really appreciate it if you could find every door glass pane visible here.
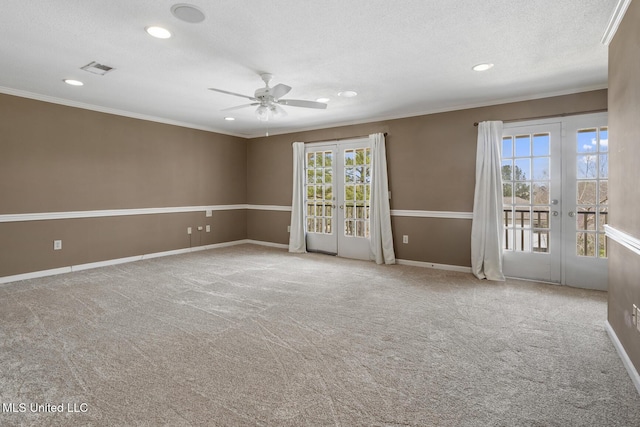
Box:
[599,128,608,152]
[502,132,551,254]
[502,137,513,157]
[577,155,597,179]
[514,159,530,180]
[576,209,596,231]
[343,147,371,239]
[599,154,608,178]
[533,134,550,156]
[515,135,530,156]
[576,233,596,257]
[533,230,549,253]
[305,150,334,235]
[532,158,549,180]
[577,129,597,153]
[575,127,608,258]
[532,182,549,204]
[577,181,597,205]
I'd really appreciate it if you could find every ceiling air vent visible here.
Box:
[80,61,114,75]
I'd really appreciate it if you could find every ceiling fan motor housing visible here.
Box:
[254,87,273,103]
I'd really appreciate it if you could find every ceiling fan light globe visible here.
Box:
[256,105,270,122]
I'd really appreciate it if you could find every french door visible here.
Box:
[501,113,608,290]
[304,138,372,260]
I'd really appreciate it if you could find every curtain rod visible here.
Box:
[473,109,607,126]
[304,132,387,144]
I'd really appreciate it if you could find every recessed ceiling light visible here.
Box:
[224,117,235,121]
[338,91,357,98]
[63,79,83,86]
[145,26,172,39]
[171,4,206,23]
[472,63,494,71]
[316,97,330,103]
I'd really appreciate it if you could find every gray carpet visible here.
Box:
[1,244,639,426]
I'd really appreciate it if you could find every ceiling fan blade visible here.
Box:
[278,99,327,109]
[221,103,259,112]
[208,88,257,101]
[271,83,292,99]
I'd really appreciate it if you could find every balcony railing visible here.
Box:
[503,209,608,254]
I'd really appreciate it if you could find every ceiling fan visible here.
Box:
[209,73,327,122]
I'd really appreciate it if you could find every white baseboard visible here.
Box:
[245,239,289,249]
[0,241,463,284]
[396,258,472,273]
[0,240,257,285]
[605,321,640,395]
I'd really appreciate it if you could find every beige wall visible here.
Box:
[0,94,247,277]
[247,90,607,265]
[608,0,640,374]
[1,88,609,278]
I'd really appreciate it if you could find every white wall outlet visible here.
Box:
[187,227,192,235]
[53,240,62,250]
[402,235,409,244]
[287,225,291,233]
[205,210,212,217]
[206,225,211,232]
[197,226,203,231]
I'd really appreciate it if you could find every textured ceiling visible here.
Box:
[0,0,617,138]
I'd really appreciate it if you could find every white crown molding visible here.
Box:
[0,86,248,138]
[1,83,608,140]
[601,0,632,46]
[604,225,640,256]
[246,84,608,139]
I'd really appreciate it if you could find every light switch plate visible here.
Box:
[53,240,62,250]
[206,225,211,232]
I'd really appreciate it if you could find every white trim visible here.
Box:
[391,209,473,219]
[248,86,608,139]
[396,259,472,273]
[246,205,292,212]
[605,321,640,396]
[604,225,640,256]
[601,0,632,46]
[0,240,258,284]
[0,86,247,138]
[0,204,263,223]
[2,84,608,140]
[0,267,74,284]
[245,239,289,249]
[0,205,475,223]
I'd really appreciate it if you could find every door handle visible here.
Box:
[339,205,344,209]
[551,199,558,205]
[552,211,559,216]
[568,211,575,217]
